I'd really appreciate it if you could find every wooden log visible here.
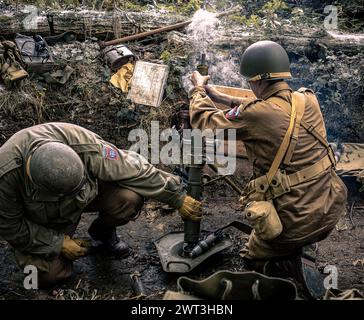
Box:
[0,9,186,39]
[101,6,241,47]
[1,9,362,55]
[214,30,364,54]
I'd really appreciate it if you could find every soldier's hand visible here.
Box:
[190,71,210,87]
[61,235,88,261]
[178,195,202,222]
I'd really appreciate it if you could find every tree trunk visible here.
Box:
[0,9,186,40]
[1,9,362,54]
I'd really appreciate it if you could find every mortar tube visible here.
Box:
[184,163,203,252]
[179,110,204,257]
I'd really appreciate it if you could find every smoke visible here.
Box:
[182,9,247,93]
[182,53,246,93]
[186,9,220,54]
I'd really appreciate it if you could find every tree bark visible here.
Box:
[0,9,186,40]
[1,9,362,54]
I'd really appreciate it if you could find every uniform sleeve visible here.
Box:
[86,147,186,209]
[189,86,258,132]
[0,171,63,257]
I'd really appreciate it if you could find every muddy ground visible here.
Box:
[0,160,363,300]
[0,0,363,300]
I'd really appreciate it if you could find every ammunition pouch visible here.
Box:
[0,40,29,85]
[243,155,333,206]
[243,169,291,204]
[1,61,28,85]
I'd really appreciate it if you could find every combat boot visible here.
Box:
[256,244,325,300]
[88,220,130,258]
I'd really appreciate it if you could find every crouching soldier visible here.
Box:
[189,40,347,296]
[0,122,201,288]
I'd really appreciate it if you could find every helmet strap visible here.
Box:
[249,72,292,82]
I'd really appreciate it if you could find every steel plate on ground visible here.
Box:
[154,231,233,273]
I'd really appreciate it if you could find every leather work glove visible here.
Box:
[238,195,247,207]
[61,235,88,261]
[178,195,203,222]
[73,238,91,248]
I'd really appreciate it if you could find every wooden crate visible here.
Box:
[127,61,169,107]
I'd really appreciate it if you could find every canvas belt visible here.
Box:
[287,154,332,187]
[267,93,335,187]
[246,92,335,202]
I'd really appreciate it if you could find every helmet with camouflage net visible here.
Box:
[240,40,292,82]
[28,142,86,196]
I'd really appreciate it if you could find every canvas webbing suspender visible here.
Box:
[268,94,336,167]
[266,93,298,185]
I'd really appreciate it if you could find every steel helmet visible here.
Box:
[28,142,86,196]
[240,40,292,81]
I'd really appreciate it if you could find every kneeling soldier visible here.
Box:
[0,122,201,288]
[189,41,347,295]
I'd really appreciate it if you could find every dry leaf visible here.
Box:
[353,259,364,267]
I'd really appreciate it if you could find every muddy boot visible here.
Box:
[260,245,325,300]
[88,220,130,258]
[241,257,270,274]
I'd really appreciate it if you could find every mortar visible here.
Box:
[154,230,232,273]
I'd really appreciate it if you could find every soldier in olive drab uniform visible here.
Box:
[189,41,347,273]
[0,122,202,287]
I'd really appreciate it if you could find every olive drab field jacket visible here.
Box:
[0,123,185,257]
[189,81,347,246]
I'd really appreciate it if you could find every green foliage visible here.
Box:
[121,1,147,12]
[263,0,288,13]
[178,0,203,15]
[10,0,202,14]
[160,50,171,63]
[246,14,261,28]
[232,14,261,28]
[7,0,147,10]
[262,0,288,28]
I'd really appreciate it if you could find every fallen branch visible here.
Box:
[100,6,242,47]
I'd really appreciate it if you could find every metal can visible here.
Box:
[102,44,135,71]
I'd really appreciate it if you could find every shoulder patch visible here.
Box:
[225,105,240,119]
[225,98,261,119]
[298,87,314,94]
[102,145,120,160]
